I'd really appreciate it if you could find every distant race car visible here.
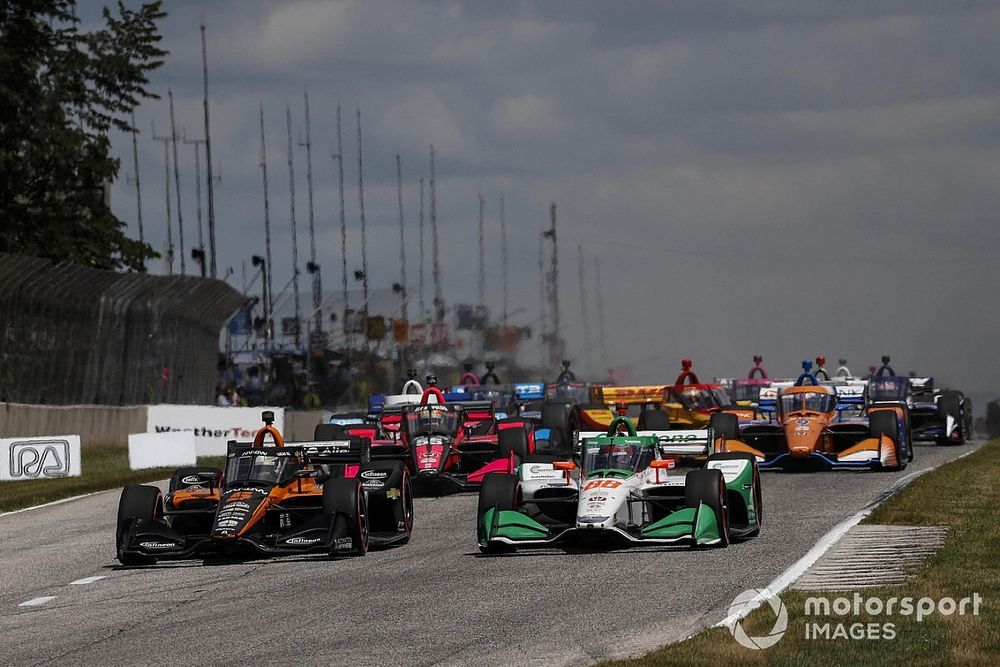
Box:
[476,415,763,552]
[907,376,974,446]
[335,386,540,492]
[719,362,912,471]
[115,411,413,565]
[546,361,746,442]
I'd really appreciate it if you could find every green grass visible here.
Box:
[0,447,225,513]
[604,440,1000,666]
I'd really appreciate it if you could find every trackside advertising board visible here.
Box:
[128,431,197,470]
[145,405,285,456]
[0,435,82,481]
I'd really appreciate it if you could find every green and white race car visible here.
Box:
[477,416,762,552]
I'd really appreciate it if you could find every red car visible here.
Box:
[339,387,536,492]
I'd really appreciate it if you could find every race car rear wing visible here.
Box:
[577,429,711,456]
[294,438,371,464]
[590,385,668,406]
[225,438,371,465]
[826,379,868,410]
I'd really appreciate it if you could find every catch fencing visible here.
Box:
[0,253,246,406]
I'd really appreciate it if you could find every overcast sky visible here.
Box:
[98,1,1000,400]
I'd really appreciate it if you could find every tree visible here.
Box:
[0,0,166,271]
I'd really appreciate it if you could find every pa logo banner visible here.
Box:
[0,436,81,481]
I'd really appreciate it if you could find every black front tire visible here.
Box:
[684,469,730,547]
[936,392,964,445]
[117,485,162,566]
[477,473,520,553]
[323,478,369,556]
[870,410,905,469]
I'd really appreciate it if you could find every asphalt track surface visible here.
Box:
[0,440,984,666]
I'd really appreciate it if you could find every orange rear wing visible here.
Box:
[591,385,668,406]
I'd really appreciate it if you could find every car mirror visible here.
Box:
[293,469,318,479]
[552,461,576,471]
[650,458,676,470]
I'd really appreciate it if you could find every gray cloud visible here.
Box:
[98,1,1000,400]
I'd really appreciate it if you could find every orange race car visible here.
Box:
[712,362,912,471]
[115,411,413,565]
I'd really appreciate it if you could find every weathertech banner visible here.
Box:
[0,435,82,481]
[146,405,285,456]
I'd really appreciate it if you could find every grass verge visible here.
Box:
[604,440,1000,666]
[0,447,224,513]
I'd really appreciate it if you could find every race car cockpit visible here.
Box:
[404,405,460,438]
[225,452,294,486]
[583,441,655,478]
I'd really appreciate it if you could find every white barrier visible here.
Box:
[145,405,285,456]
[0,435,82,481]
[128,431,197,470]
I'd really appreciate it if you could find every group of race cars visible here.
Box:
[115,356,974,564]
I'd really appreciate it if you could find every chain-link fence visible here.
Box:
[0,253,246,406]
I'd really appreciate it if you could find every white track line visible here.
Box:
[19,596,57,607]
[715,445,982,629]
[69,576,106,585]
[0,491,107,520]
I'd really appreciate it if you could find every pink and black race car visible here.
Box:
[337,387,537,492]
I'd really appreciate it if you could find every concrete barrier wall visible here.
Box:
[0,402,326,449]
[0,402,146,448]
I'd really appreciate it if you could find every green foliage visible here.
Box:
[0,0,166,271]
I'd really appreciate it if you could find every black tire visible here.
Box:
[477,472,520,553]
[684,469,730,547]
[540,401,572,440]
[707,452,761,535]
[358,460,413,545]
[937,392,964,445]
[323,478,368,556]
[870,410,905,468]
[314,423,345,440]
[398,467,414,543]
[710,412,739,443]
[637,409,670,431]
[498,426,530,462]
[168,466,223,493]
[117,485,162,566]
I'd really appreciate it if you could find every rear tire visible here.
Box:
[117,485,162,566]
[637,409,670,431]
[870,410,905,469]
[710,412,740,448]
[478,473,520,553]
[498,426,530,462]
[684,469,730,547]
[540,401,572,442]
[323,478,369,556]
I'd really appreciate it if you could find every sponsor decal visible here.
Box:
[362,479,384,489]
[222,501,251,510]
[657,433,702,443]
[386,488,401,499]
[360,470,389,480]
[181,474,208,485]
[138,541,176,549]
[285,536,321,545]
[583,479,621,491]
[332,537,353,550]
